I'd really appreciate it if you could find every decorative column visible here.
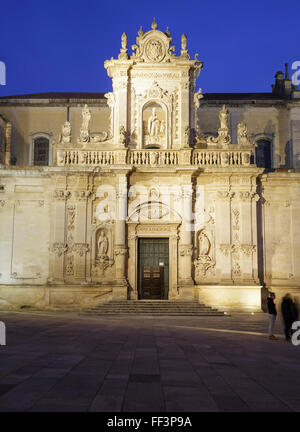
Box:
[49,186,70,283]
[239,190,259,284]
[73,190,91,282]
[113,172,129,299]
[178,176,194,300]
[216,188,234,283]
[5,122,11,166]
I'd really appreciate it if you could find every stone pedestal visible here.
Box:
[112,284,128,301]
[178,285,195,300]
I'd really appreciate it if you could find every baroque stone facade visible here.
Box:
[0,20,300,311]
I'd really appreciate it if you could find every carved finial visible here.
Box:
[181,33,187,50]
[151,17,158,30]
[180,33,189,60]
[118,32,129,60]
[121,32,127,50]
[165,26,171,37]
[138,26,144,37]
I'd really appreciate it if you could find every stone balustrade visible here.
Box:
[56,148,252,168]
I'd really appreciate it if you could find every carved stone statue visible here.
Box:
[160,120,165,135]
[148,108,160,137]
[119,126,127,147]
[206,105,231,148]
[59,121,71,145]
[78,104,91,145]
[237,121,252,148]
[180,33,189,59]
[97,231,108,258]
[194,88,203,109]
[79,129,90,144]
[81,104,91,130]
[181,33,187,51]
[198,231,211,257]
[184,126,190,147]
[219,105,229,130]
[121,32,127,50]
[118,32,129,60]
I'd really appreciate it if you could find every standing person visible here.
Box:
[281,293,298,341]
[267,292,278,340]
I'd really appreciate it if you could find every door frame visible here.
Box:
[127,222,181,300]
[138,238,169,300]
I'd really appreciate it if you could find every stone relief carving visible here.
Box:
[232,208,240,230]
[67,205,76,231]
[72,243,90,257]
[139,202,169,221]
[65,255,74,275]
[50,242,68,257]
[131,18,175,64]
[179,245,193,256]
[54,189,71,201]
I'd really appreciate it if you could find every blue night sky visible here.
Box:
[0,0,299,96]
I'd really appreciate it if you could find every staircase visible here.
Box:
[81,300,225,316]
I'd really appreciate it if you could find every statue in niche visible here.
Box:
[198,230,211,257]
[97,231,108,258]
[59,121,71,145]
[148,108,160,137]
[194,229,215,278]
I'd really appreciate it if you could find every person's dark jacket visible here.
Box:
[267,297,277,315]
[281,297,298,323]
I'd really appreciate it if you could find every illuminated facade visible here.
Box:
[0,20,300,311]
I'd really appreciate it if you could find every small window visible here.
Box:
[33,137,49,166]
[255,139,271,169]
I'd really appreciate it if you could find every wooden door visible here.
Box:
[141,266,164,299]
[138,238,169,300]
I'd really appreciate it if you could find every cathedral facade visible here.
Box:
[0,20,300,311]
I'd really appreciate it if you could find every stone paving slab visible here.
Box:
[0,311,299,412]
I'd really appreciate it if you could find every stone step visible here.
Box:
[82,311,224,316]
[81,300,225,316]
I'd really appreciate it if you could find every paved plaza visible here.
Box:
[0,310,299,412]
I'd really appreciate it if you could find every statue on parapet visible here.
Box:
[59,121,71,145]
